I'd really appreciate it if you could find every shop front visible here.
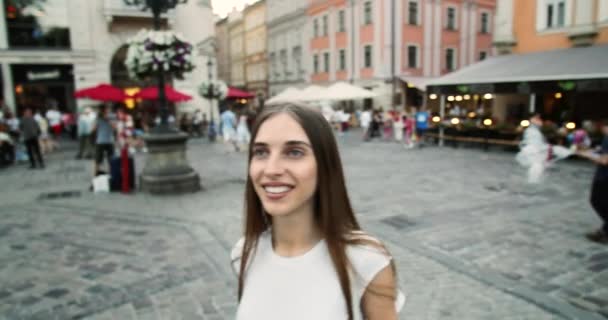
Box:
[11,64,75,115]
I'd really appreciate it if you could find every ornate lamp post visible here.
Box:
[124,0,200,194]
[206,58,217,142]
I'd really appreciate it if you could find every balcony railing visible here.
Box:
[103,0,174,20]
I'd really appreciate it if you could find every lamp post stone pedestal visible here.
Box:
[140,131,200,194]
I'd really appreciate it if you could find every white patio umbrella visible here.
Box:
[266,87,303,105]
[320,82,378,100]
[294,85,330,101]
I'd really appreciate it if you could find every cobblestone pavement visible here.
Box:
[0,133,607,320]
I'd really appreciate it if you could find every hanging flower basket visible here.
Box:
[199,80,228,100]
[125,29,195,80]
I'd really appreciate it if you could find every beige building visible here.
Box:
[244,0,268,100]
[215,16,230,83]
[228,10,246,89]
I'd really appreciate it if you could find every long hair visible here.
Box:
[238,103,397,319]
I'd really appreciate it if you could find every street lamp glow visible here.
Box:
[432,116,441,123]
[464,94,471,100]
[407,82,415,88]
[520,120,530,127]
[429,93,438,100]
[447,96,455,101]
[555,92,563,99]
[483,119,493,126]
[451,118,460,125]
[566,122,576,130]
[483,93,493,100]
[468,112,476,118]
[455,96,463,101]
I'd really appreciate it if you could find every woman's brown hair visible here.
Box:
[237,103,397,319]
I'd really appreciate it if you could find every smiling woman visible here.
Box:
[231,103,405,320]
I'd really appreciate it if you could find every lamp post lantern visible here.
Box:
[123,0,201,194]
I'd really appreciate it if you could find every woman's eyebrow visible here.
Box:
[252,140,311,148]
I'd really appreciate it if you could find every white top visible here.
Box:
[360,111,372,127]
[231,231,405,320]
[46,110,61,127]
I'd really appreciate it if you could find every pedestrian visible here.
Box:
[414,107,430,147]
[383,111,393,141]
[93,106,116,174]
[76,107,95,159]
[393,111,404,142]
[230,103,405,320]
[34,111,53,154]
[577,120,608,244]
[46,106,62,138]
[371,110,382,139]
[19,108,44,169]
[0,124,14,167]
[360,108,372,141]
[220,107,238,151]
[192,109,203,137]
[403,114,415,149]
[236,112,251,151]
[515,113,572,183]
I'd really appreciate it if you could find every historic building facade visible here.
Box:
[243,0,268,100]
[266,0,309,97]
[0,0,216,116]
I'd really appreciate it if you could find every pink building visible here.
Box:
[307,0,496,109]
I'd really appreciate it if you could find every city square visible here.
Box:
[0,0,608,319]
[0,136,607,319]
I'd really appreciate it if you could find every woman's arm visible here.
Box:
[361,265,399,320]
[578,150,608,166]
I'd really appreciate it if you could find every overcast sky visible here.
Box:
[211,0,259,18]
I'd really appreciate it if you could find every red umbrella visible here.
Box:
[74,83,128,102]
[227,87,255,99]
[134,85,192,102]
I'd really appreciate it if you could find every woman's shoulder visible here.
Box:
[230,231,271,274]
[345,231,393,281]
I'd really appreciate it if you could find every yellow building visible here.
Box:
[244,0,268,102]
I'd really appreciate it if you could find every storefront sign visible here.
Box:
[26,70,61,81]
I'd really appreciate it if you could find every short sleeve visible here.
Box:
[347,235,406,314]
[230,237,245,276]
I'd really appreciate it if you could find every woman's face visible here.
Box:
[249,113,318,218]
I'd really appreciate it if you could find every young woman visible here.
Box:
[231,103,405,320]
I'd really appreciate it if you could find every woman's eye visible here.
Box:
[286,149,304,157]
[252,149,268,158]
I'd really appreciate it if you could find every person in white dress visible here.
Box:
[516,113,573,183]
[231,103,405,320]
[236,114,251,150]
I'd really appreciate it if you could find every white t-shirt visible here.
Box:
[360,111,372,128]
[46,110,61,127]
[231,231,405,320]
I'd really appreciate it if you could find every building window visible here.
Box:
[557,1,565,26]
[338,10,346,32]
[408,1,418,25]
[322,15,328,36]
[339,49,346,70]
[314,18,319,37]
[364,1,373,25]
[364,45,372,68]
[479,51,487,61]
[314,54,319,73]
[546,0,566,28]
[446,48,456,71]
[269,52,276,78]
[481,12,489,33]
[446,7,456,30]
[5,1,71,49]
[407,45,417,68]
[323,52,330,72]
[280,49,288,76]
[293,46,302,75]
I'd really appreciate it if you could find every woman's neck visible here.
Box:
[271,207,321,257]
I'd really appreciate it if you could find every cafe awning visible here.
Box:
[427,44,608,94]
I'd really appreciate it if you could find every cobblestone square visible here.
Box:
[0,134,606,319]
